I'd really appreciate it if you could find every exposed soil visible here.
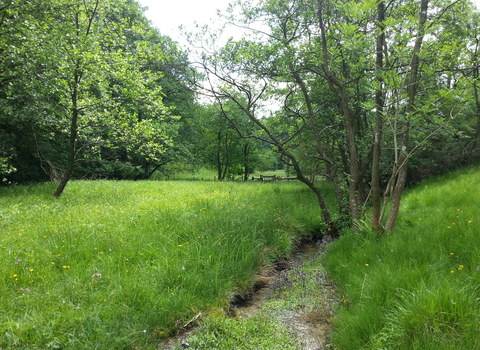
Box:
[232,236,337,350]
[160,235,338,349]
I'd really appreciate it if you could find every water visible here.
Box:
[161,238,337,349]
[230,241,336,350]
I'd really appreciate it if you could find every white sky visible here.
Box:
[138,0,480,47]
[136,0,233,47]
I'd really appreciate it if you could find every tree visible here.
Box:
[371,0,386,230]
[195,101,264,180]
[0,0,175,193]
[382,0,429,231]
[193,36,337,232]
[464,9,480,139]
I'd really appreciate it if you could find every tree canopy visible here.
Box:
[0,0,194,192]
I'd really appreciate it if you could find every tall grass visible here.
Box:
[326,166,480,350]
[0,180,331,349]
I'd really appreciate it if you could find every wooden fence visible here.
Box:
[251,175,297,181]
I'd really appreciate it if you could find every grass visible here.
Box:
[154,168,220,181]
[170,315,299,350]
[5,165,477,350]
[326,165,480,350]
[0,179,332,349]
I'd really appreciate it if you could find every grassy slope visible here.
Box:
[0,180,331,349]
[326,166,480,350]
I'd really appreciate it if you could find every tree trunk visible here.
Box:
[473,39,480,139]
[222,137,230,180]
[53,110,78,197]
[53,67,81,197]
[215,131,224,180]
[235,101,336,234]
[286,58,344,231]
[243,143,250,181]
[317,0,360,222]
[53,3,99,196]
[371,1,385,230]
[384,123,409,231]
[287,151,337,236]
[384,0,429,232]
[202,50,336,234]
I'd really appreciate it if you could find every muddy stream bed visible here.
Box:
[161,236,338,349]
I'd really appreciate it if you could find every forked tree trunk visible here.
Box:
[384,0,429,232]
[53,69,80,197]
[53,3,99,197]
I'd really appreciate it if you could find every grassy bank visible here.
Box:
[0,180,331,349]
[326,166,480,350]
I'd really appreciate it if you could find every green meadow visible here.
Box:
[326,166,480,350]
[2,167,480,350]
[0,180,330,349]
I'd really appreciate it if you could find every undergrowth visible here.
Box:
[326,166,480,350]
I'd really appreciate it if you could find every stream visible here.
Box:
[161,236,337,350]
[231,244,320,317]
[232,238,336,350]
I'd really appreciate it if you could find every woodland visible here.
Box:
[1,0,480,232]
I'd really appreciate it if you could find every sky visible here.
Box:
[138,0,480,47]
[136,0,232,47]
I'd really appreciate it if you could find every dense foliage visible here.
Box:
[1,1,172,188]
[0,0,278,191]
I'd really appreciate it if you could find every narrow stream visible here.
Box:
[161,237,337,349]
[230,239,336,350]
[231,244,319,317]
